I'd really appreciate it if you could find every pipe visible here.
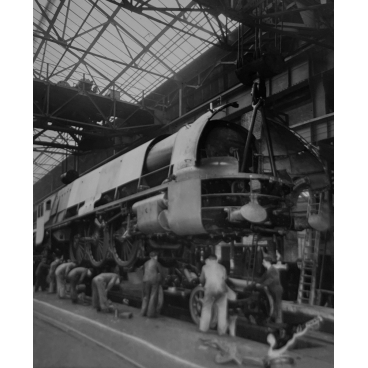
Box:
[260,105,277,177]
[251,225,286,235]
[147,238,181,250]
[240,98,261,172]
[179,86,182,117]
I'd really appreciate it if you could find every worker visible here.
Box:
[199,254,228,335]
[92,273,120,312]
[91,214,105,244]
[257,255,283,323]
[140,251,163,318]
[55,261,77,299]
[83,215,105,245]
[67,267,94,303]
[34,257,50,292]
[47,255,63,294]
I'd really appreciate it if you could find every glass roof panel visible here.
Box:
[33,0,239,184]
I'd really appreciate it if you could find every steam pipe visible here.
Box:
[251,225,286,235]
[240,98,261,172]
[260,105,277,177]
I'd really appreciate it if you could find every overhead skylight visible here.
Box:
[33,0,238,184]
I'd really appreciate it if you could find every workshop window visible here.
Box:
[46,200,51,211]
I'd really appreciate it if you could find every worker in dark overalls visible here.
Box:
[140,251,163,318]
[258,255,283,323]
[47,255,63,293]
[67,267,94,303]
[55,261,77,299]
[34,257,50,292]
[91,273,120,312]
[91,214,105,244]
[199,254,228,335]
[81,214,105,246]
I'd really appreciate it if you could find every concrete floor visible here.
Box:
[34,317,136,368]
[33,291,333,368]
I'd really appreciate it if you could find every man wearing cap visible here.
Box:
[140,251,163,318]
[67,267,94,303]
[199,254,228,335]
[92,272,120,312]
[55,261,77,299]
[257,255,283,323]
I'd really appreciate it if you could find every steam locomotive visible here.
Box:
[33,101,329,269]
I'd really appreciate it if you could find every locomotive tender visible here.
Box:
[34,102,329,269]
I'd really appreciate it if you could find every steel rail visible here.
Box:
[34,310,146,368]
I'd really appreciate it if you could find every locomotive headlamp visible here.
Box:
[308,213,330,232]
[240,194,267,223]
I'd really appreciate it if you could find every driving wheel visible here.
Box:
[85,224,110,267]
[69,233,87,265]
[189,285,217,328]
[111,222,140,267]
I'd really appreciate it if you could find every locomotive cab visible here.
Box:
[197,120,257,174]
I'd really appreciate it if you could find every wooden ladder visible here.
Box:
[297,193,322,305]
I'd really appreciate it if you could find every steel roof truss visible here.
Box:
[62,0,72,40]
[113,21,178,80]
[35,0,62,41]
[65,22,108,43]
[33,129,46,142]
[200,5,224,46]
[49,62,78,79]
[50,0,99,78]
[63,5,122,82]
[50,90,79,116]
[34,34,176,82]
[34,141,79,151]
[99,2,194,95]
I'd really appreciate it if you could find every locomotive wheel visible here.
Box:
[86,226,109,267]
[189,285,217,328]
[245,287,274,324]
[111,224,140,267]
[69,233,87,265]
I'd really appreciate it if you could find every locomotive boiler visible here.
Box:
[33,101,329,269]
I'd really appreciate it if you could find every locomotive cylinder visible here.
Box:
[145,134,176,173]
[132,193,168,234]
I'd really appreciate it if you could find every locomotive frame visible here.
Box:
[33,101,329,270]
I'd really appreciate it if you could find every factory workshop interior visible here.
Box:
[21,1,350,367]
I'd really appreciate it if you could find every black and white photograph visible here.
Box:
[28,1,340,367]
